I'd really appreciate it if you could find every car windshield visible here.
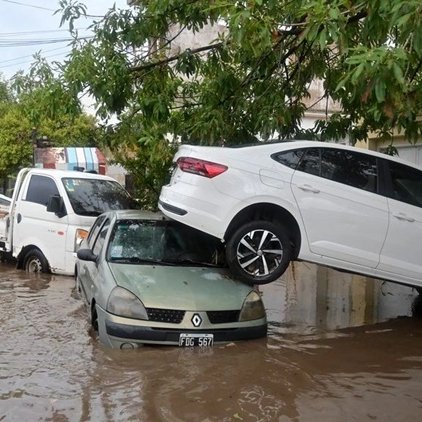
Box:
[107,219,226,267]
[62,178,136,216]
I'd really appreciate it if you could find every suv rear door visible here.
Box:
[289,147,389,268]
[377,160,422,280]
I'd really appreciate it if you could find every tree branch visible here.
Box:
[129,42,223,73]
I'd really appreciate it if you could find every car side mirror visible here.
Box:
[47,195,67,218]
[77,248,98,262]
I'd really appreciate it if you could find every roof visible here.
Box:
[184,140,422,171]
[21,167,117,181]
[108,209,167,221]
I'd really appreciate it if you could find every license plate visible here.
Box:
[179,333,214,347]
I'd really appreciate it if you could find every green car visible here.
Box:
[76,210,267,349]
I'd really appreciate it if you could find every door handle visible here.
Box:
[392,212,415,223]
[17,213,22,224]
[297,184,320,194]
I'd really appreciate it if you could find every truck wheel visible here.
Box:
[24,249,50,273]
[226,220,291,285]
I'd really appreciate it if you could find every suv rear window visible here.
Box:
[272,149,305,170]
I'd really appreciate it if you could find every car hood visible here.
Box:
[108,264,252,310]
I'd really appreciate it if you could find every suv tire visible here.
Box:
[226,220,291,285]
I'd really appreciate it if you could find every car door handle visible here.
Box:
[297,184,320,194]
[392,212,415,223]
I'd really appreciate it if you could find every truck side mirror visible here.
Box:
[77,248,98,262]
[47,195,67,218]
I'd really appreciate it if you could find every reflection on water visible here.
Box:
[1,262,422,421]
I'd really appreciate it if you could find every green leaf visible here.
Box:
[374,80,386,102]
[392,63,404,85]
[319,30,327,50]
[351,63,365,84]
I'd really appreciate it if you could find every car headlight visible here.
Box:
[239,291,266,321]
[107,287,148,320]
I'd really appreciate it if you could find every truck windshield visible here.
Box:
[62,178,135,216]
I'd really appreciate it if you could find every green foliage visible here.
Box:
[0,77,13,103]
[0,59,102,179]
[104,116,176,210]
[1,0,412,206]
[0,104,33,179]
[55,0,422,148]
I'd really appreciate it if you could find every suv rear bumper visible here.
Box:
[158,200,187,216]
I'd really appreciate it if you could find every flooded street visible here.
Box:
[1,261,422,421]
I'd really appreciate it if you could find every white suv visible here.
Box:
[159,141,422,288]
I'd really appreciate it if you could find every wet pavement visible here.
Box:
[1,261,422,421]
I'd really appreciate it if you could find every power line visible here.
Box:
[0,50,72,69]
[0,36,92,47]
[0,0,55,12]
[0,45,70,65]
[0,0,107,18]
[0,28,89,36]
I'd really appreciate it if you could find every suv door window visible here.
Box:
[26,175,60,206]
[386,161,422,207]
[321,149,378,193]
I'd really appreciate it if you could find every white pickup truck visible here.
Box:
[0,168,135,275]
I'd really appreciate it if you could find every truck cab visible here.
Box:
[0,168,135,275]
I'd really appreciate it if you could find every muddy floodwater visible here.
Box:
[1,261,422,421]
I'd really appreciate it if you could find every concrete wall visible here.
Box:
[261,261,418,332]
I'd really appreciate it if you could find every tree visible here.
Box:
[11,55,102,147]
[0,76,13,103]
[58,0,422,147]
[105,119,176,209]
[0,104,33,179]
[0,58,104,179]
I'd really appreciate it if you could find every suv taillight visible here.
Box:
[177,157,228,178]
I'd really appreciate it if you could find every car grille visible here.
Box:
[146,308,185,324]
[207,310,240,324]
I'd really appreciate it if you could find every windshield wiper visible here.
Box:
[76,211,101,216]
[110,257,176,265]
[163,258,222,267]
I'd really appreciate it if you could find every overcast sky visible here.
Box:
[0,0,129,79]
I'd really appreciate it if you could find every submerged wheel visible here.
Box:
[226,220,291,285]
[91,303,98,331]
[24,249,50,273]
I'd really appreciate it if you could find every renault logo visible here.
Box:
[191,313,202,327]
